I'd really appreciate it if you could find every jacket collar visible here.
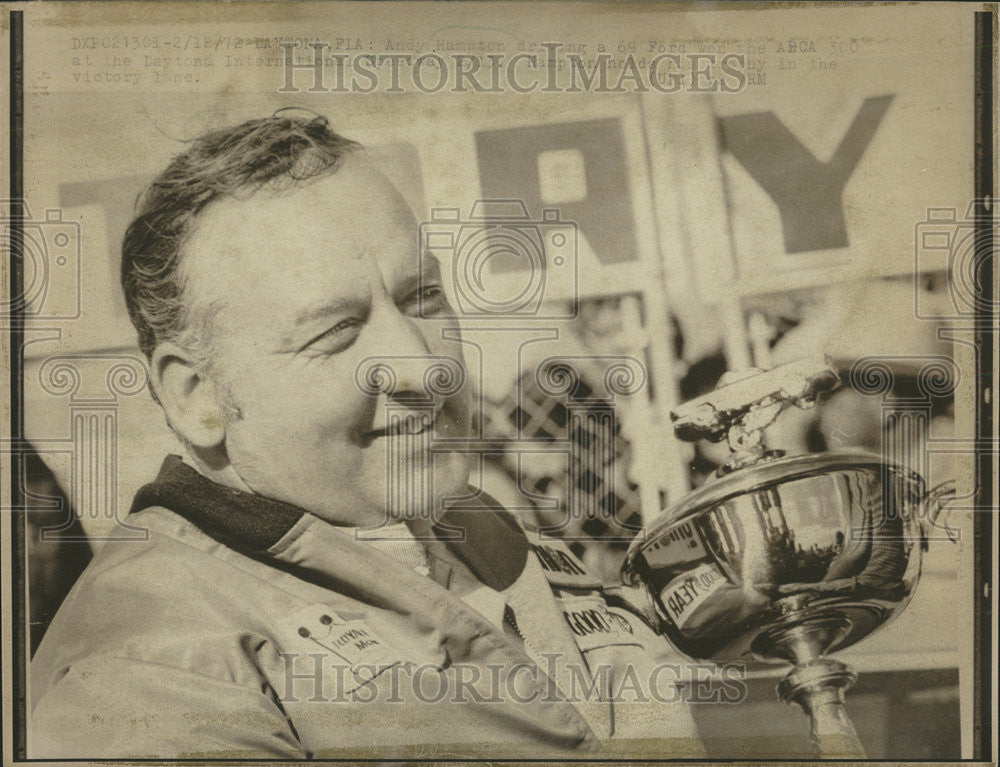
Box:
[130,455,529,590]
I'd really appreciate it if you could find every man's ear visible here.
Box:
[150,342,227,449]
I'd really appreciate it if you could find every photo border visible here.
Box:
[1,3,996,764]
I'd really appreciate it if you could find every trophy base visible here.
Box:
[777,658,866,759]
[754,616,867,759]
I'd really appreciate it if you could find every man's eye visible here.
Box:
[422,285,444,303]
[301,318,361,355]
[406,285,450,316]
[330,318,360,334]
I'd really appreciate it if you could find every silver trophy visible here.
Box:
[621,356,954,758]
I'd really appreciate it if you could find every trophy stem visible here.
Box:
[777,658,867,759]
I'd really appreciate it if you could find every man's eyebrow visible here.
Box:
[395,254,443,296]
[421,253,442,273]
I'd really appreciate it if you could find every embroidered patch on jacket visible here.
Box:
[557,594,644,653]
[283,604,402,694]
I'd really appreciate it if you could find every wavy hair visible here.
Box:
[121,112,361,364]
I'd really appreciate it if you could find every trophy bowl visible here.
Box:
[622,449,955,757]
[620,450,950,668]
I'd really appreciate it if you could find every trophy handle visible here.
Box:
[920,479,958,544]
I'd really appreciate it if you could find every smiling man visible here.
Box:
[140,123,469,527]
[29,113,705,759]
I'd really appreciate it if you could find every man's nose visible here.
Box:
[354,315,465,409]
[358,357,460,403]
[355,355,465,438]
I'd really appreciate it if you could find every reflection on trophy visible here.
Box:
[621,356,955,758]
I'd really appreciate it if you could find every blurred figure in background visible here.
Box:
[23,447,91,655]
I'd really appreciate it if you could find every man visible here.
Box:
[29,113,705,759]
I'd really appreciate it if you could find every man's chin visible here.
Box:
[358,456,469,528]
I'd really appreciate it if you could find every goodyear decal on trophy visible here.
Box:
[658,563,728,629]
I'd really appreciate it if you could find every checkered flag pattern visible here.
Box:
[480,360,643,553]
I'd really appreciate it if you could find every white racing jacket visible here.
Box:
[30,456,707,759]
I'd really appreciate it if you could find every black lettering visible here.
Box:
[667,594,681,618]
[531,545,553,571]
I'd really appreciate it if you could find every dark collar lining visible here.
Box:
[129,455,303,551]
[130,455,529,591]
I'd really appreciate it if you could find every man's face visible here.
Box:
[180,156,471,526]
